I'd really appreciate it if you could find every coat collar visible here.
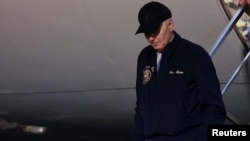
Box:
[156,30,180,57]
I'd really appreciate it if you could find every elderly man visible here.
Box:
[131,2,226,141]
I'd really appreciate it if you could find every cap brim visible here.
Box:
[135,20,163,35]
[135,25,144,34]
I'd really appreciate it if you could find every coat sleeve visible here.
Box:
[194,50,227,140]
[130,54,144,141]
[195,51,226,124]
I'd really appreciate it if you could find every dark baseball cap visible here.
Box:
[135,1,172,34]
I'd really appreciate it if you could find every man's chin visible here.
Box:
[153,47,163,52]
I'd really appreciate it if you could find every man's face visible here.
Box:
[145,19,173,52]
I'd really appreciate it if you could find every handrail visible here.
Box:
[210,3,250,124]
[221,51,250,94]
[209,5,247,57]
[209,4,250,95]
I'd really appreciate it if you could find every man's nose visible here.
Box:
[148,36,155,42]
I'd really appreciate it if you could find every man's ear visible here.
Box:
[168,19,174,31]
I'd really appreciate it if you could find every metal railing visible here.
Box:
[209,4,250,124]
[209,5,250,95]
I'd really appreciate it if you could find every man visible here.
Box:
[239,0,250,6]
[131,2,226,141]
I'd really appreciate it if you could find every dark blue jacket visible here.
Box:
[131,31,226,141]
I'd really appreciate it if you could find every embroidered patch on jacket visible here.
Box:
[143,66,152,85]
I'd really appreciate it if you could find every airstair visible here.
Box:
[210,2,250,124]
